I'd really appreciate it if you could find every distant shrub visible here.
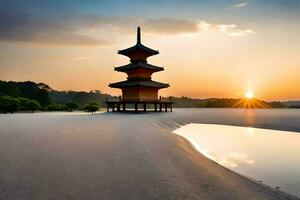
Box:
[45,103,68,111]
[88,102,100,106]
[65,102,79,112]
[84,104,99,114]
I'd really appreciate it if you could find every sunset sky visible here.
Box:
[0,0,299,100]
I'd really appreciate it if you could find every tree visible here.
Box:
[0,81,52,106]
[25,100,41,113]
[17,97,40,112]
[66,102,79,112]
[0,81,20,97]
[34,89,51,106]
[84,104,99,114]
[45,103,67,111]
[89,102,100,106]
[0,96,21,113]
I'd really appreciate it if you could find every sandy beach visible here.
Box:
[0,109,299,200]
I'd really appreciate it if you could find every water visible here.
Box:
[174,123,300,197]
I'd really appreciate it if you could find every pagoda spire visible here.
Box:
[118,26,159,61]
[137,26,141,44]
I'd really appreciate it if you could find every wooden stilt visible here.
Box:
[106,101,173,113]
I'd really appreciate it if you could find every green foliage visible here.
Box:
[0,81,20,97]
[88,102,99,106]
[84,104,99,114]
[0,81,52,106]
[50,90,114,107]
[25,100,41,112]
[17,97,41,112]
[0,96,21,113]
[0,96,42,113]
[65,102,79,112]
[45,103,68,111]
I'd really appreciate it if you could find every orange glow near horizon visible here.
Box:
[1,24,300,101]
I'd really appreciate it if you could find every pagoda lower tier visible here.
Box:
[109,79,169,100]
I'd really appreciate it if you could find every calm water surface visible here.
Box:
[174,123,300,197]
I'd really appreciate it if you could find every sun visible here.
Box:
[245,91,254,99]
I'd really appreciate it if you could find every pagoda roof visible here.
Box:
[109,79,169,89]
[118,27,159,57]
[115,62,164,72]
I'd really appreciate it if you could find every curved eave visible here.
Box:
[118,43,159,57]
[114,63,164,72]
[109,80,169,89]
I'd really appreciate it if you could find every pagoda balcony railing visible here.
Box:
[126,77,152,81]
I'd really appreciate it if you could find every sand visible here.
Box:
[0,108,299,200]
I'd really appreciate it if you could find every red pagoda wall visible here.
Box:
[126,69,153,79]
[122,87,158,100]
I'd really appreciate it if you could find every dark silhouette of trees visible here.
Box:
[45,104,68,111]
[0,96,41,113]
[0,96,21,113]
[66,102,79,112]
[0,80,289,112]
[25,100,41,113]
[84,103,99,114]
[17,97,41,112]
[0,81,51,106]
[50,90,113,107]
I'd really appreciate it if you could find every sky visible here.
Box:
[0,0,299,100]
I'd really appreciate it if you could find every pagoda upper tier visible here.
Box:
[114,62,164,73]
[118,27,159,62]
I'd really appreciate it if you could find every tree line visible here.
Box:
[0,81,112,113]
[0,80,292,113]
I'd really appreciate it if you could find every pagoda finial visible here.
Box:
[137,26,141,44]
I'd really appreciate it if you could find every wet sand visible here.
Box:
[0,109,299,199]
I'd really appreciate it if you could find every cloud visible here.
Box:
[0,12,110,46]
[0,11,255,46]
[197,21,255,37]
[142,18,198,35]
[235,2,248,8]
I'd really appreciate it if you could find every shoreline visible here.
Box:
[171,133,299,200]
[171,124,299,199]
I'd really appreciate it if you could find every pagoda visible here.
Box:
[106,27,173,112]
